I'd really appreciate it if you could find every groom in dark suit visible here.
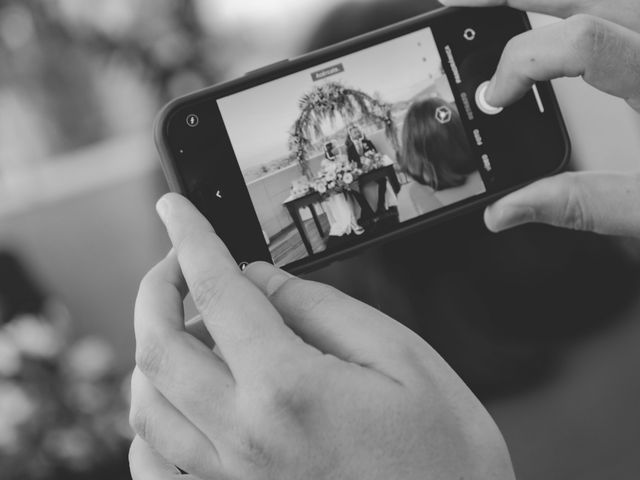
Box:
[345,126,390,218]
[346,126,377,167]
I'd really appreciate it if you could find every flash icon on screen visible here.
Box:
[186,114,199,127]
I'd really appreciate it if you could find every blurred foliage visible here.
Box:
[0,0,220,159]
[0,303,133,480]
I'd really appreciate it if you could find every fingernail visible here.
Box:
[485,76,498,107]
[156,196,170,222]
[242,262,296,297]
[490,205,535,232]
[265,269,295,298]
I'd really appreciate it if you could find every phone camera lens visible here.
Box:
[463,28,476,41]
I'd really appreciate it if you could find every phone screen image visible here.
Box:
[217,27,483,268]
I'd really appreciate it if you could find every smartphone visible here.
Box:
[155,6,570,274]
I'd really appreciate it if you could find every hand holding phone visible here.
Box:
[440,0,640,237]
[129,193,516,480]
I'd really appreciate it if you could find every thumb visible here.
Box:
[243,262,423,382]
[484,172,640,237]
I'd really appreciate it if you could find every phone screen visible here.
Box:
[160,7,569,272]
[217,26,487,267]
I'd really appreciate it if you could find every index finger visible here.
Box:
[155,193,297,380]
[439,0,640,31]
[441,0,577,18]
[244,262,429,385]
[482,16,640,109]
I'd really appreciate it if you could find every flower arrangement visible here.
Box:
[288,81,398,177]
[287,147,392,200]
[0,303,132,480]
[360,150,387,172]
[312,159,363,198]
[289,178,312,199]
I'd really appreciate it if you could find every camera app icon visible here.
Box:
[435,106,452,124]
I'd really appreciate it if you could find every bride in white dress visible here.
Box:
[320,143,364,237]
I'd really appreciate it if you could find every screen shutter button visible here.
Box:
[476,81,503,115]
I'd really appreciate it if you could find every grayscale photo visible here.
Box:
[2,1,640,480]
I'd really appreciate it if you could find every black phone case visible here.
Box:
[154,6,571,274]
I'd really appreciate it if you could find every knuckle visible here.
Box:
[388,340,433,384]
[135,335,167,378]
[128,440,137,468]
[559,173,593,231]
[135,271,156,314]
[500,34,530,66]
[275,280,341,317]
[172,228,200,256]
[394,341,425,369]
[502,36,520,59]
[138,267,157,293]
[234,379,311,469]
[240,363,312,418]
[233,364,319,468]
[129,405,152,441]
[497,34,537,77]
[566,14,604,55]
[137,268,154,295]
[254,373,299,413]
[500,36,520,64]
[128,438,147,476]
[235,429,273,470]
[190,270,235,315]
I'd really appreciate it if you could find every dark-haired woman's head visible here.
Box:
[400,97,475,191]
